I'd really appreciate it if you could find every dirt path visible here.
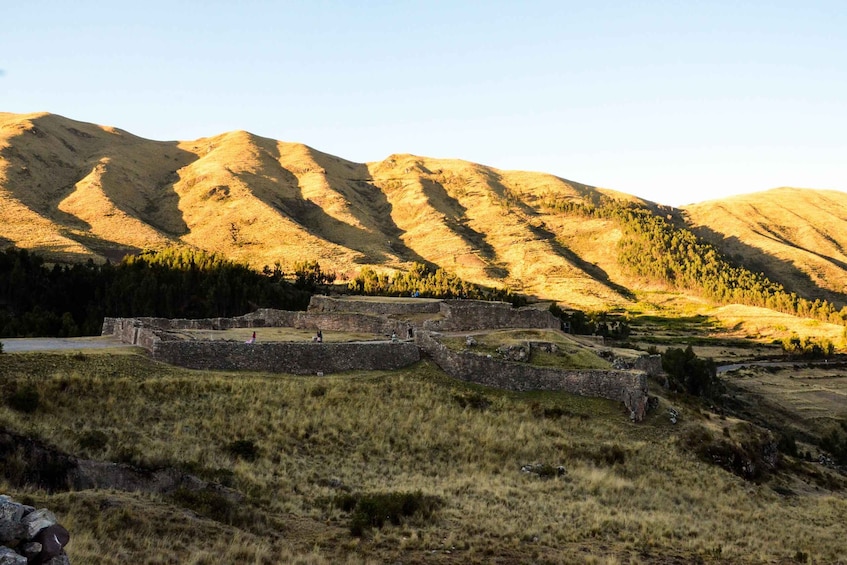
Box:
[0,336,134,352]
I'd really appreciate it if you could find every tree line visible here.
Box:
[543,197,847,327]
[347,263,527,306]
[0,247,310,337]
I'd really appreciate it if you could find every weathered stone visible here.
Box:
[22,508,57,539]
[0,547,27,565]
[43,554,70,565]
[0,498,27,544]
[497,344,529,362]
[21,542,42,560]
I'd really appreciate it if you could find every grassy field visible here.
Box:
[2,350,847,564]
[177,327,387,343]
[438,329,613,370]
[722,362,847,446]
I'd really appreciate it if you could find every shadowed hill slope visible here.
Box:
[2,112,847,310]
[683,188,847,305]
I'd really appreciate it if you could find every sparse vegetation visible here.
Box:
[2,351,847,563]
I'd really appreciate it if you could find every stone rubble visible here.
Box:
[0,495,70,565]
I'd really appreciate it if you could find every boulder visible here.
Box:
[0,499,27,544]
[0,547,27,565]
[22,509,57,539]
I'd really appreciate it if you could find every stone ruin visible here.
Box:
[103,296,659,421]
[0,495,70,565]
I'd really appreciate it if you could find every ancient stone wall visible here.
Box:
[105,310,413,343]
[105,318,162,351]
[308,295,442,316]
[423,300,560,332]
[631,354,662,377]
[152,341,420,375]
[416,331,649,421]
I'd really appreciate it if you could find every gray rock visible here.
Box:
[497,344,529,362]
[22,508,57,539]
[0,547,27,565]
[44,555,70,565]
[21,542,42,560]
[0,499,27,544]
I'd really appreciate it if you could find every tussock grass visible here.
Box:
[1,351,847,563]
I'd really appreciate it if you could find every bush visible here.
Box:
[225,439,259,462]
[661,345,721,398]
[334,491,442,537]
[453,391,490,411]
[8,386,40,413]
[169,488,243,525]
[78,430,109,452]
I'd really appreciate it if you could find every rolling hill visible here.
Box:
[2,112,846,311]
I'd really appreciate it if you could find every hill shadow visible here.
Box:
[479,169,633,299]
[20,116,194,238]
[526,222,635,300]
[419,178,500,266]
[33,232,141,264]
[236,138,428,266]
[691,224,847,307]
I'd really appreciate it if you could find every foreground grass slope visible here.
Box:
[2,351,846,564]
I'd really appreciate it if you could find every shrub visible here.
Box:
[682,425,779,482]
[334,491,442,537]
[777,432,799,458]
[78,430,109,452]
[169,488,242,525]
[453,391,490,411]
[661,345,721,398]
[226,439,259,462]
[8,385,40,413]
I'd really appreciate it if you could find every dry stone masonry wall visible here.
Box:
[152,341,420,374]
[416,331,649,421]
[102,297,652,419]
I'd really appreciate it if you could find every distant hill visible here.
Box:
[682,188,847,306]
[2,112,846,311]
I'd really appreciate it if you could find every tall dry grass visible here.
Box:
[1,351,846,563]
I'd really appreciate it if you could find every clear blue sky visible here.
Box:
[3,1,845,206]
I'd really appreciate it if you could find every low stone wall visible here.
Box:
[152,341,420,375]
[105,310,413,342]
[423,301,560,332]
[308,295,442,316]
[417,331,649,421]
[631,354,662,377]
[106,318,162,351]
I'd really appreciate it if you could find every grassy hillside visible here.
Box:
[3,112,847,314]
[2,350,847,564]
[683,188,847,306]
